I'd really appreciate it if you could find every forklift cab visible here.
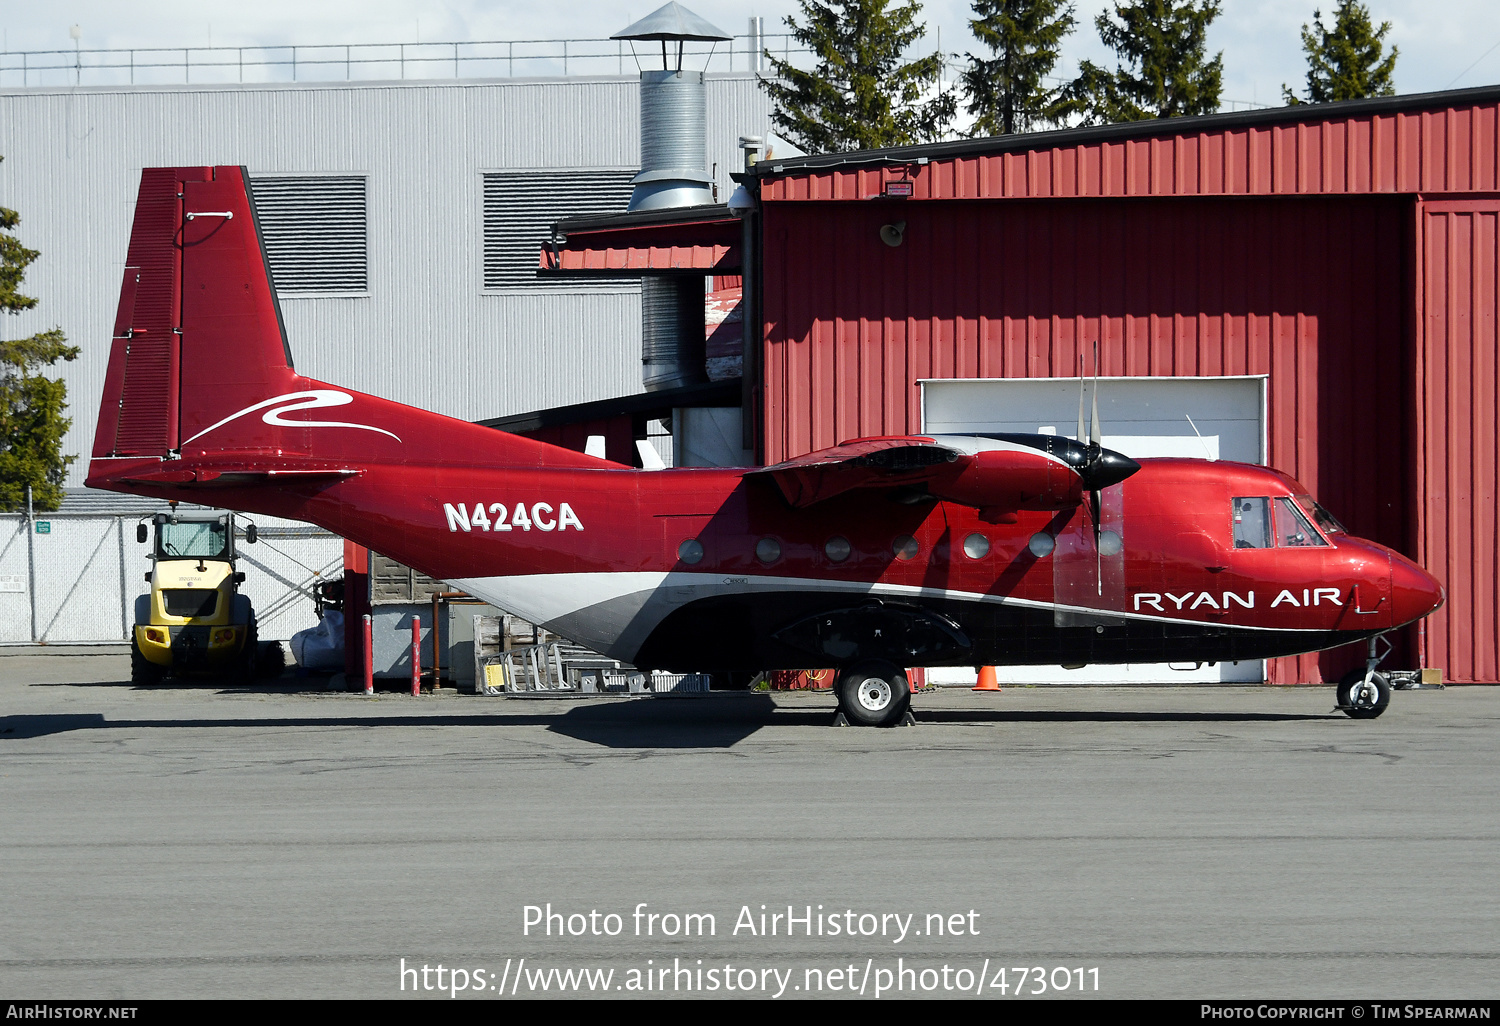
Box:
[131,509,268,684]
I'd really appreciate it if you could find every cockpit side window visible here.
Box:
[1232,497,1271,549]
[1276,497,1329,547]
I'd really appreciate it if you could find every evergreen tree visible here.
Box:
[760,0,957,153]
[1060,0,1224,125]
[1,157,79,513]
[961,0,1077,136]
[1282,2,1398,105]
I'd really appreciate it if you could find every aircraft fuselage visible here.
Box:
[100,452,1439,674]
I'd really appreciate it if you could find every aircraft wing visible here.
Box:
[749,437,960,507]
[749,435,1101,520]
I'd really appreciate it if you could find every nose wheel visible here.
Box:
[835,660,911,727]
[1337,635,1393,719]
[1337,668,1391,719]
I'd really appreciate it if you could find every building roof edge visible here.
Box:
[751,84,1500,177]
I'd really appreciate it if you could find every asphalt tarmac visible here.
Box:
[1,648,1496,1001]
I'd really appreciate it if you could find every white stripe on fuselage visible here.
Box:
[449,571,1321,664]
[929,434,1074,467]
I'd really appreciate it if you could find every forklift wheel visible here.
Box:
[258,641,286,679]
[130,638,164,686]
[234,623,260,683]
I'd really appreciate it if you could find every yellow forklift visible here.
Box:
[130,508,280,684]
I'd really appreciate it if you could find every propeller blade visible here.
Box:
[1090,340,1101,448]
[1091,487,1103,595]
[1077,354,1086,445]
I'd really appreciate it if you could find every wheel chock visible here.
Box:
[832,710,850,727]
[898,709,917,726]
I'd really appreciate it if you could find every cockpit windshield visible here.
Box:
[156,519,231,560]
[1232,496,1334,548]
[1275,497,1328,547]
[1295,494,1345,536]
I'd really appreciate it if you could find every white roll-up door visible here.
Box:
[921,375,1267,685]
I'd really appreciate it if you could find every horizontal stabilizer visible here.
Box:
[115,466,362,486]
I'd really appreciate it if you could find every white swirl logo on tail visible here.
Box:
[181,390,402,446]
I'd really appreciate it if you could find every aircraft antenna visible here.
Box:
[1185,414,1213,460]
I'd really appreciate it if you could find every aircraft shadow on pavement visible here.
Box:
[0,696,811,747]
[27,678,346,694]
[0,711,574,741]
[0,696,1336,744]
[545,694,819,747]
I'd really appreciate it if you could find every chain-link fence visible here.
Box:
[0,511,341,645]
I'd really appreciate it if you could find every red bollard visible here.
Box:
[362,613,374,695]
[411,616,422,697]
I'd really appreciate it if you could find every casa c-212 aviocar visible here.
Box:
[86,167,1446,726]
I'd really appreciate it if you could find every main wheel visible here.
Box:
[130,637,163,686]
[1337,669,1390,719]
[835,661,911,727]
[234,621,260,683]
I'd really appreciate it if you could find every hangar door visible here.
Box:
[921,375,1266,685]
[1417,201,1500,683]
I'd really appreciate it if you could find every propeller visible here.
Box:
[1070,343,1137,492]
[1073,341,1139,594]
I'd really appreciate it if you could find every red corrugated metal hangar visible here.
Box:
[538,84,1500,686]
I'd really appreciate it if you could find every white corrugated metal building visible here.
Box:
[0,72,775,489]
[0,69,773,645]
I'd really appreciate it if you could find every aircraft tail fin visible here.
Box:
[88,166,610,493]
[92,166,300,461]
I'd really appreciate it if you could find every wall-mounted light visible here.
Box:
[879,221,906,248]
[727,184,757,216]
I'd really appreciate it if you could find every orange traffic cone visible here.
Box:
[972,666,1001,692]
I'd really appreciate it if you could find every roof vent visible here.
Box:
[612,2,730,213]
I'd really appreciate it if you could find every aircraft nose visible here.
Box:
[1390,554,1445,627]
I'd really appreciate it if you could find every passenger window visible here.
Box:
[1275,497,1328,547]
[1232,497,1271,549]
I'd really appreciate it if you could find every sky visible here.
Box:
[0,0,1496,110]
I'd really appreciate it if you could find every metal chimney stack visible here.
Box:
[633,71,712,211]
[748,17,764,72]
[612,2,732,392]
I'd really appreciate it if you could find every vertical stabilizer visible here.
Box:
[92,166,298,461]
[89,165,613,499]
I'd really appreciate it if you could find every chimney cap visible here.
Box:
[611,2,732,42]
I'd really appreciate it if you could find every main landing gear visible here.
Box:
[1336,635,1392,719]
[833,660,913,727]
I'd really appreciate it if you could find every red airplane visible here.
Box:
[87,167,1445,726]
